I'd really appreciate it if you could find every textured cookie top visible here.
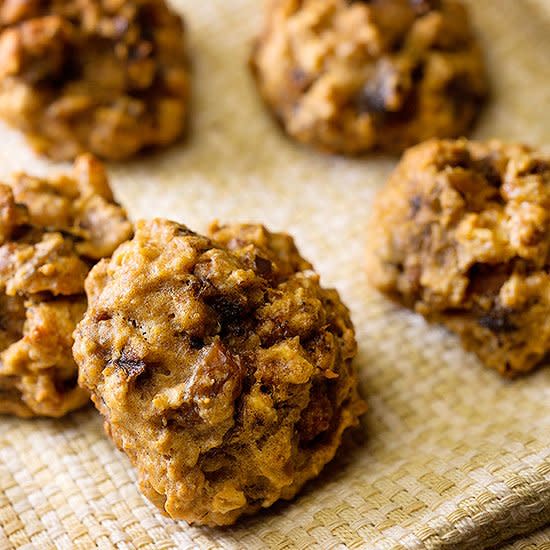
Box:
[0,0,190,160]
[75,219,365,525]
[251,0,487,154]
[0,155,132,417]
[367,139,550,375]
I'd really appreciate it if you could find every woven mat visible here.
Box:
[0,1,549,549]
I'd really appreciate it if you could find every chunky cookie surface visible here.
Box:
[251,0,487,155]
[74,219,366,526]
[366,139,550,376]
[0,0,190,160]
[0,155,132,417]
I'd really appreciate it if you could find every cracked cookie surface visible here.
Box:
[366,139,550,376]
[251,0,487,155]
[0,155,132,417]
[0,0,190,160]
[74,219,366,526]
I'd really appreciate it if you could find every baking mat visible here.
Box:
[0,1,549,548]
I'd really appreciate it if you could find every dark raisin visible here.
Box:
[113,352,147,380]
[474,157,502,187]
[521,161,550,176]
[358,59,416,118]
[446,76,480,112]
[385,91,418,124]
[411,63,425,83]
[254,256,273,278]
[478,310,517,333]
[137,6,156,42]
[467,263,511,297]
[291,68,308,86]
[442,147,472,169]
[189,336,204,349]
[297,383,333,445]
[207,295,244,325]
[409,195,423,216]
[54,372,79,393]
[357,82,387,114]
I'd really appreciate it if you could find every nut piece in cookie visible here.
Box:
[74,219,366,526]
[0,155,132,417]
[0,0,190,161]
[251,0,487,155]
[366,138,550,376]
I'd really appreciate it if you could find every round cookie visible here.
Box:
[0,0,190,161]
[0,155,132,417]
[366,139,550,376]
[251,0,488,155]
[74,219,366,526]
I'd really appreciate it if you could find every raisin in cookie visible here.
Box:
[366,139,550,376]
[74,219,366,526]
[0,155,132,417]
[251,0,487,155]
[0,0,190,161]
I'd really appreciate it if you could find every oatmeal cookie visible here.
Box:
[366,139,550,376]
[0,155,132,417]
[74,219,366,526]
[0,0,190,161]
[251,0,487,155]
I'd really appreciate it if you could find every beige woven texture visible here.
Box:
[0,1,549,548]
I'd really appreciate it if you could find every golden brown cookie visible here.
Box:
[0,0,190,161]
[74,219,366,526]
[251,0,488,155]
[0,155,132,417]
[366,139,550,376]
